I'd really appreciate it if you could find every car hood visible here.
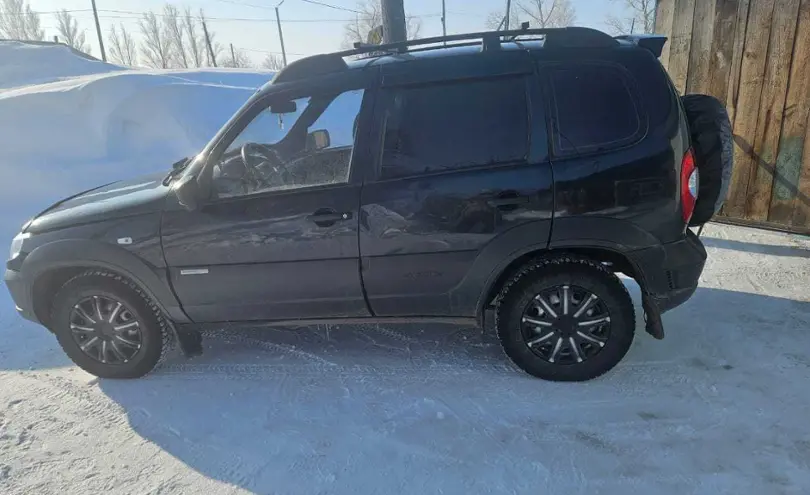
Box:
[27,171,171,234]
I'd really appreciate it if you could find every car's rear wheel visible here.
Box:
[51,270,170,379]
[495,257,635,381]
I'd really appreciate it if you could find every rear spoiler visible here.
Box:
[614,34,668,58]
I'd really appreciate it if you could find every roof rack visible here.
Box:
[334,26,618,58]
[273,26,618,84]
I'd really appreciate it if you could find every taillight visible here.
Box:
[680,148,698,222]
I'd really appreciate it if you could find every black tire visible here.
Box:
[681,94,734,226]
[51,270,170,379]
[495,257,635,382]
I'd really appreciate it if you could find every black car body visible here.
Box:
[5,28,713,381]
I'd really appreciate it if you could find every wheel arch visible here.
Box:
[23,239,189,328]
[475,243,648,327]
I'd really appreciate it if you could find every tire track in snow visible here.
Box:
[158,362,519,380]
[11,373,265,492]
[201,329,338,366]
[126,407,266,491]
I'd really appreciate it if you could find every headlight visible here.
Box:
[9,232,30,260]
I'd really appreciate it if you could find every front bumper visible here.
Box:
[629,230,707,313]
[5,268,39,323]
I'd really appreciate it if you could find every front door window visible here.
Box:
[212,89,365,198]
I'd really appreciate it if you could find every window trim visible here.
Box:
[204,85,371,202]
[371,74,532,183]
[543,61,648,160]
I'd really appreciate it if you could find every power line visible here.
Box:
[298,0,362,14]
[209,0,275,10]
[211,0,361,14]
[12,9,445,24]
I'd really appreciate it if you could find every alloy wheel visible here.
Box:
[520,285,612,364]
[69,295,143,365]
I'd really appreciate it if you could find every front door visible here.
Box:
[162,82,373,323]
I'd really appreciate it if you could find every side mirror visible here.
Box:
[269,100,297,114]
[308,129,331,150]
[173,174,201,211]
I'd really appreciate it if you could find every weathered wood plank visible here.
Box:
[686,0,717,93]
[770,0,810,225]
[744,0,801,221]
[724,0,751,127]
[791,125,810,227]
[717,0,750,217]
[723,0,775,219]
[667,0,697,93]
[706,0,741,105]
[655,0,677,68]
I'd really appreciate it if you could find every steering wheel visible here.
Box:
[240,143,289,191]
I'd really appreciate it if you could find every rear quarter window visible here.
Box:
[547,63,645,157]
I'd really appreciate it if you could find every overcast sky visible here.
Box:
[28,0,633,65]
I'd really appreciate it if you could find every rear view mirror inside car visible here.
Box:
[270,100,297,114]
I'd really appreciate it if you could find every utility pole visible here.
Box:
[275,0,288,66]
[381,0,406,43]
[90,0,106,61]
[230,43,237,66]
[201,13,217,67]
[505,0,512,30]
[441,0,447,38]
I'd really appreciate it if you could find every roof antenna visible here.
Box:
[507,22,530,41]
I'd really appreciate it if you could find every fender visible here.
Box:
[449,219,552,318]
[459,216,665,325]
[549,215,662,253]
[22,239,190,324]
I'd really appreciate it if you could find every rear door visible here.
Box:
[358,52,554,317]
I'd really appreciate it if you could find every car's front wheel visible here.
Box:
[51,270,170,379]
[496,257,636,381]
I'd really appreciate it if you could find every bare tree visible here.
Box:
[55,9,89,53]
[485,10,522,30]
[261,54,284,71]
[0,0,44,40]
[139,11,172,68]
[606,0,655,34]
[221,46,252,68]
[183,7,206,68]
[518,0,575,28]
[108,24,137,66]
[342,1,421,48]
[163,4,188,68]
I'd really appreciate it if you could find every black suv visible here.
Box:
[5,28,728,381]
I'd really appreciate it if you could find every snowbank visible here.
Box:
[0,40,124,89]
[0,41,273,244]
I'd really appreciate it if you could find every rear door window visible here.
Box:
[548,64,643,156]
[379,77,529,180]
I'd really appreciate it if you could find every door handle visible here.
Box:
[308,208,353,227]
[488,193,531,210]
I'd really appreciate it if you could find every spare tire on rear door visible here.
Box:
[681,94,734,226]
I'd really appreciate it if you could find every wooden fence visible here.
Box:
[655,0,810,232]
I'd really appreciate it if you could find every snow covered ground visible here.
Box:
[1,222,809,494]
[2,40,810,495]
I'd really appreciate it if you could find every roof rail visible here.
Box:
[334,26,618,58]
[271,26,618,84]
